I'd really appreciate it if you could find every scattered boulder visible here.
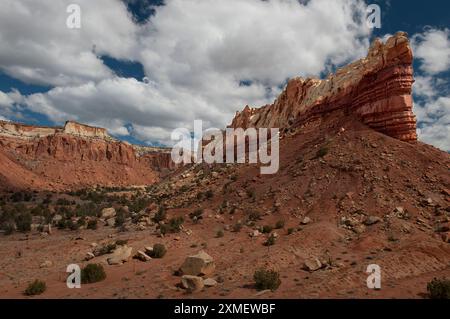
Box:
[301,217,311,225]
[180,251,215,276]
[250,230,261,238]
[101,207,116,219]
[203,278,218,287]
[181,275,204,293]
[52,214,63,223]
[363,216,382,226]
[105,218,116,227]
[107,245,132,265]
[85,252,95,261]
[352,224,366,234]
[134,250,152,262]
[303,257,322,272]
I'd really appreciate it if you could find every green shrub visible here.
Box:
[24,279,46,296]
[427,278,450,299]
[81,264,106,284]
[150,243,167,258]
[66,219,79,231]
[15,212,32,232]
[189,209,203,221]
[216,229,224,238]
[114,210,126,227]
[275,220,285,229]
[160,217,184,234]
[262,225,273,234]
[264,234,276,246]
[248,211,261,221]
[87,219,98,230]
[152,207,166,223]
[2,222,15,235]
[115,239,128,246]
[232,222,242,232]
[205,190,214,199]
[253,269,281,291]
[316,146,329,158]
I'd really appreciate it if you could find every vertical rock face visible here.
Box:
[230,32,417,142]
[63,121,109,139]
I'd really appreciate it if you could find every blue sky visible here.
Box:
[0,0,448,150]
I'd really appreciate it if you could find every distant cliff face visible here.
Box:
[0,120,58,139]
[0,121,176,190]
[230,32,417,142]
[63,121,109,139]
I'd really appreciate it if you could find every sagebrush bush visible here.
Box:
[24,279,46,296]
[81,264,106,284]
[151,243,167,258]
[316,146,329,158]
[189,209,204,221]
[232,222,242,232]
[152,207,166,223]
[15,212,32,232]
[216,229,224,238]
[275,220,285,229]
[160,217,184,234]
[263,234,276,246]
[87,219,97,230]
[248,211,261,221]
[261,225,273,234]
[427,278,450,299]
[253,269,281,291]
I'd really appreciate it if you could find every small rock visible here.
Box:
[85,252,95,261]
[39,260,53,268]
[254,289,271,296]
[303,257,322,272]
[203,278,217,287]
[101,207,116,219]
[181,275,204,293]
[250,230,261,238]
[352,224,366,234]
[363,216,382,226]
[105,217,116,227]
[301,217,311,225]
[134,250,152,262]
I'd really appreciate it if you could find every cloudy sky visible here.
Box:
[0,0,449,150]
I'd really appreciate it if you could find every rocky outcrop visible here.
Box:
[0,120,58,139]
[63,121,109,139]
[0,121,176,190]
[230,32,417,142]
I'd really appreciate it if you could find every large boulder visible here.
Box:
[180,251,215,276]
[303,257,322,272]
[107,245,132,265]
[181,275,204,293]
[101,207,116,219]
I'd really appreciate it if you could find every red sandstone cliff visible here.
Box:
[230,32,417,142]
[0,121,174,190]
